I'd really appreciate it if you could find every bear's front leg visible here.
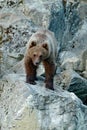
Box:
[24,57,37,85]
[43,60,56,90]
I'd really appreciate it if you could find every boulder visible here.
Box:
[0,74,87,130]
[59,51,81,71]
[56,70,87,105]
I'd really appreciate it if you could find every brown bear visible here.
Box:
[24,29,57,90]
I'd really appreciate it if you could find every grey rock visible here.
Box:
[68,74,87,105]
[0,19,38,77]
[49,0,81,51]
[58,70,87,105]
[48,0,87,56]
[59,51,81,71]
[23,0,50,27]
[0,74,87,130]
[59,48,87,76]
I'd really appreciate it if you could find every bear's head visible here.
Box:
[28,41,49,66]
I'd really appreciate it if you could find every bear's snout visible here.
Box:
[33,59,41,66]
[34,61,40,66]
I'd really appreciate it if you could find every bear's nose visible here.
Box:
[35,62,39,65]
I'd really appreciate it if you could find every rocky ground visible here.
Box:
[0,0,87,130]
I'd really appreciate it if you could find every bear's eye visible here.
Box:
[33,54,36,57]
[39,55,42,59]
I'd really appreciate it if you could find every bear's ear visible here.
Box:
[29,41,36,48]
[42,43,48,50]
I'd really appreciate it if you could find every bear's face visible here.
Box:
[28,41,49,66]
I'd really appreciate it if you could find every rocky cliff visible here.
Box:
[0,0,87,130]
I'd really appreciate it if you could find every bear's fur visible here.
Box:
[24,29,57,90]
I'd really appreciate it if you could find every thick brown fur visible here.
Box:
[24,29,57,90]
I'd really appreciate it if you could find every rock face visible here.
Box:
[0,74,87,130]
[0,0,87,130]
[56,70,87,104]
